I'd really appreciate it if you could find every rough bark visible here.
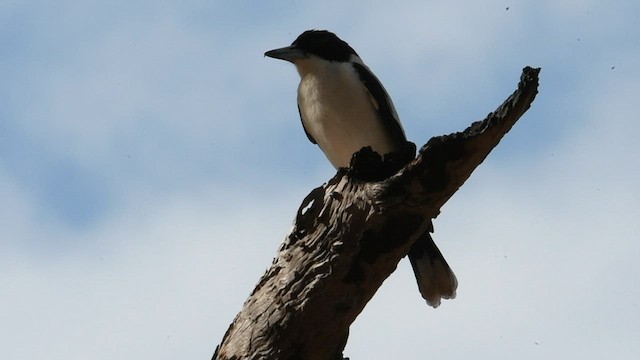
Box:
[213,67,541,360]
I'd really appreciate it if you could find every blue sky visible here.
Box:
[2,1,639,359]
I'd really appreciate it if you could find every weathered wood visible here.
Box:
[213,67,540,360]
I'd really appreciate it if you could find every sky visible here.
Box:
[1,0,639,359]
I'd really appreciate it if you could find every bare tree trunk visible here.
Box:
[213,67,540,360]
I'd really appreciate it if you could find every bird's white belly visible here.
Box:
[298,72,397,169]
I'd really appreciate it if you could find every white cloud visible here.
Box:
[0,184,310,359]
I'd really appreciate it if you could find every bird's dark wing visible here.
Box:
[298,104,317,144]
[352,62,406,146]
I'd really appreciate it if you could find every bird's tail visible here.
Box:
[408,231,457,308]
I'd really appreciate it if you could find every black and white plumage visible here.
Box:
[265,29,456,307]
[265,30,405,168]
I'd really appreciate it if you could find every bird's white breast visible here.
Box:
[296,58,399,169]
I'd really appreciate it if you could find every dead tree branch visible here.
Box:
[213,67,540,360]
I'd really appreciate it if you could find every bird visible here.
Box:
[265,29,457,307]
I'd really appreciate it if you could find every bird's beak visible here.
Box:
[264,45,306,63]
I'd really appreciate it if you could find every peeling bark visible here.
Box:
[213,67,540,360]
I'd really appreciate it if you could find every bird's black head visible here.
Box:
[292,30,358,62]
